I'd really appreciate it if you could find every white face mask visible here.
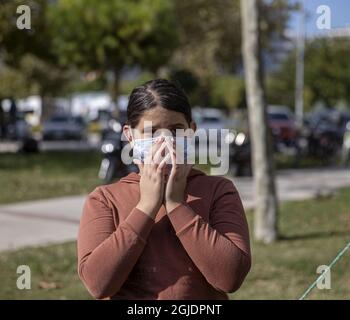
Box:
[132,136,159,162]
[131,131,193,164]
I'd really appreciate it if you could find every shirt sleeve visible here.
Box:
[77,187,155,299]
[166,179,251,293]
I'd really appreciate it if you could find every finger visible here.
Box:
[168,148,178,179]
[133,158,143,165]
[133,158,144,174]
[153,141,169,165]
[144,137,164,164]
[165,136,175,150]
[157,153,171,171]
[163,137,180,179]
[165,138,176,162]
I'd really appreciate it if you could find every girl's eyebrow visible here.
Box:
[169,123,186,128]
[142,123,185,131]
[142,125,156,132]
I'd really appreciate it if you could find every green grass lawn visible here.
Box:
[231,187,350,300]
[0,151,212,205]
[0,151,102,204]
[0,242,90,299]
[0,186,349,299]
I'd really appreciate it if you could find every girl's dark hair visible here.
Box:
[126,78,192,128]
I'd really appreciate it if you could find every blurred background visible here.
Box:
[0,0,349,300]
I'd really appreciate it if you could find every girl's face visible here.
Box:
[123,105,197,174]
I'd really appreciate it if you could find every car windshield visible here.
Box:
[50,116,70,122]
[201,116,222,123]
[16,113,25,120]
[74,117,85,124]
[268,113,289,121]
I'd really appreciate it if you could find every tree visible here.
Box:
[210,75,245,110]
[0,0,76,117]
[171,0,296,105]
[0,0,56,66]
[303,38,350,109]
[241,0,279,243]
[0,65,28,99]
[267,37,350,111]
[48,0,178,104]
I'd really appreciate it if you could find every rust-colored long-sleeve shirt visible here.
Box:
[77,168,251,300]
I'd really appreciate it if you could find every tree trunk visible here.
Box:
[41,96,56,122]
[106,68,120,118]
[240,0,278,243]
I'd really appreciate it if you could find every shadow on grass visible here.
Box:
[278,230,350,241]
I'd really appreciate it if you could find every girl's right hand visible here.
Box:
[134,136,171,220]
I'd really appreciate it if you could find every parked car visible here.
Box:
[226,125,252,176]
[226,106,300,175]
[42,114,87,140]
[192,107,227,148]
[193,107,227,130]
[6,112,32,141]
[267,105,298,150]
[306,109,345,164]
[1,111,39,152]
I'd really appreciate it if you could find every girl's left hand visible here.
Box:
[164,138,193,213]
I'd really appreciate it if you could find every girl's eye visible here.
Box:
[173,128,185,137]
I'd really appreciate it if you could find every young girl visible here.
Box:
[77,79,251,300]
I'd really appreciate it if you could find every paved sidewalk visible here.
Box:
[0,196,84,251]
[1,168,350,252]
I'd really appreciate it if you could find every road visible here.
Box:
[0,168,350,251]
[0,134,100,153]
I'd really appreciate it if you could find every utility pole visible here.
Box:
[295,0,306,128]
